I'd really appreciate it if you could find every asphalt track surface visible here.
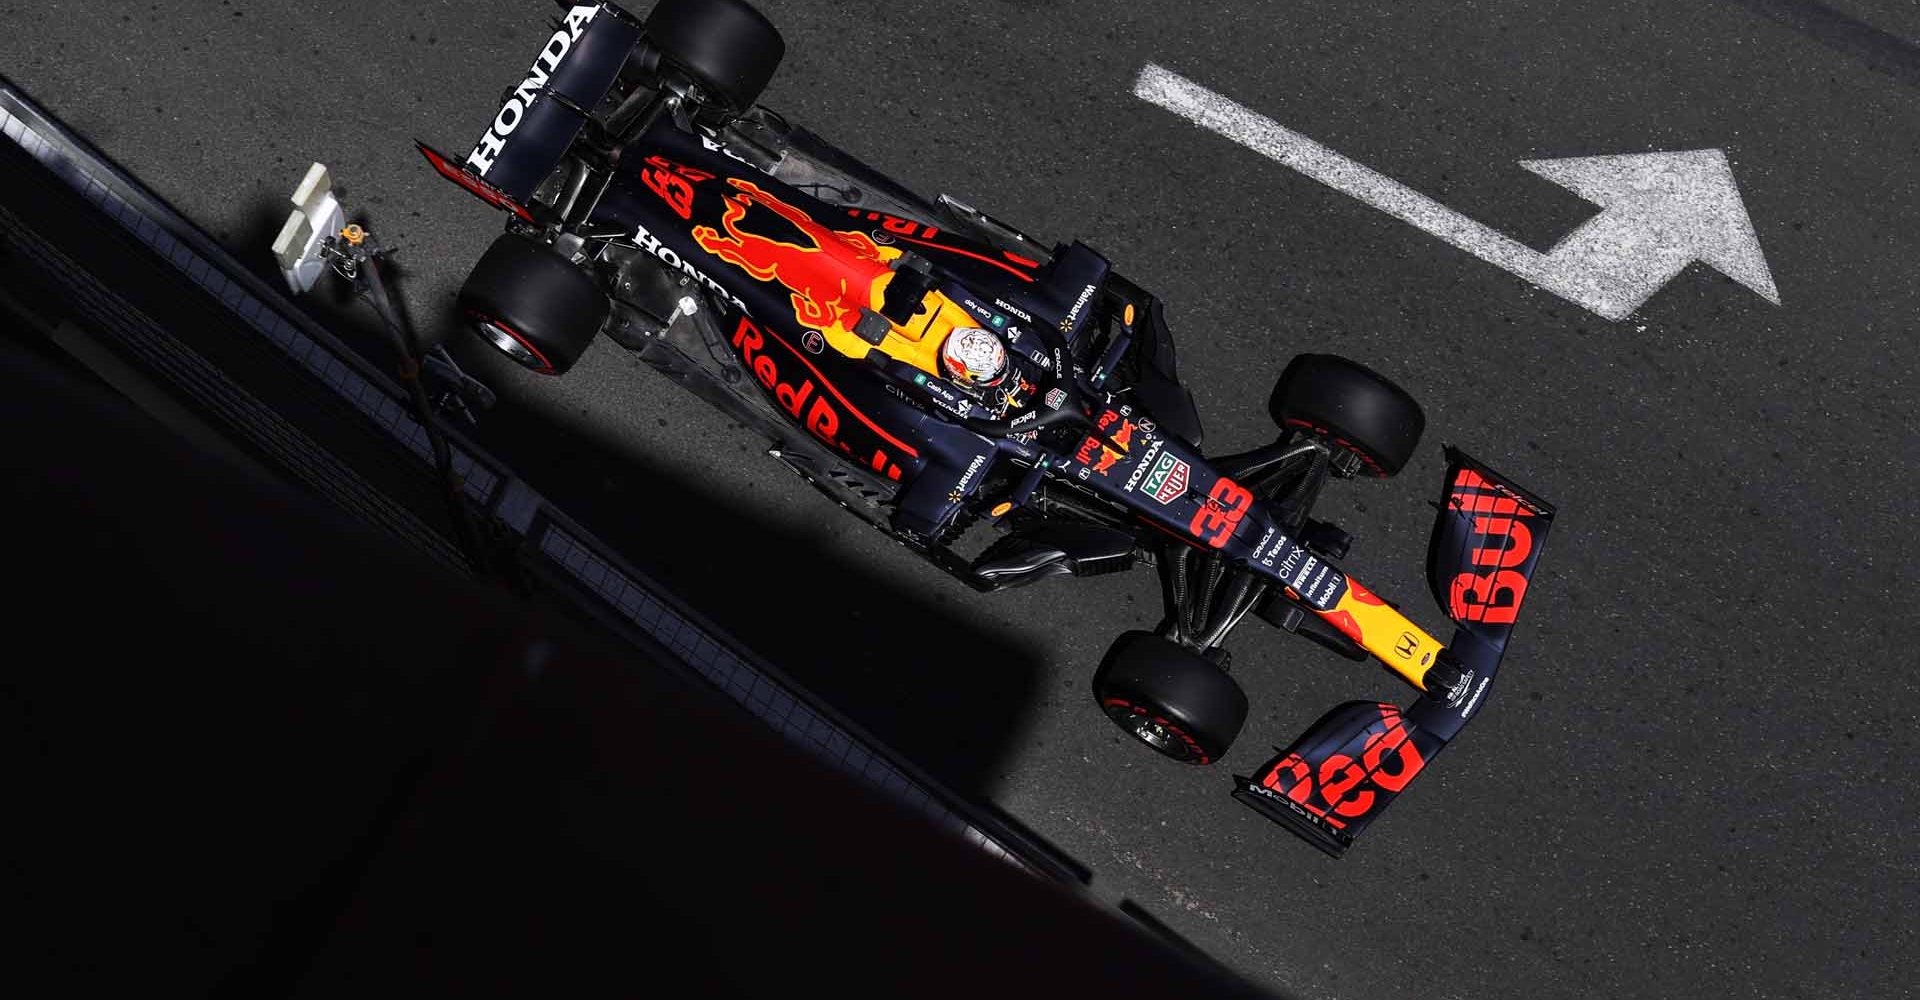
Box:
[8,1,1916,996]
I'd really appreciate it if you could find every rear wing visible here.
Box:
[1233,448,1556,856]
[440,4,640,205]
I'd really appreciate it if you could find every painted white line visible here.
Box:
[1134,63,1779,321]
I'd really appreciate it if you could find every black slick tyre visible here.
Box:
[1268,353,1425,477]
[457,234,609,376]
[1093,631,1248,765]
[643,0,785,114]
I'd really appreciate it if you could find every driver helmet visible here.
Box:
[939,326,1009,389]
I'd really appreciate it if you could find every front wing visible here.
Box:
[1233,448,1556,856]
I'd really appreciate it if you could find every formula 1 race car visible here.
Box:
[402,0,1555,856]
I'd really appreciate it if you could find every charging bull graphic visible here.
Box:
[693,178,903,336]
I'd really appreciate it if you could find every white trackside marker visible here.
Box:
[1133,64,1780,321]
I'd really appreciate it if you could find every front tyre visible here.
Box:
[1093,631,1248,765]
[1268,353,1425,477]
[457,234,609,376]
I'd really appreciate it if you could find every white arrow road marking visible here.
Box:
[1134,63,1780,321]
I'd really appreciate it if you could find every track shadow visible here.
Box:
[464,378,1049,796]
[229,195,1048,795]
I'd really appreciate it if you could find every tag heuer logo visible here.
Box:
[1143,454,1190,505]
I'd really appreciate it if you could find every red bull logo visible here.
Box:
[1444,467,1540,625]
[693,179,900,335]
[729,315,915,481]
[1260,703,1426,830]
[1075,410,1137,476]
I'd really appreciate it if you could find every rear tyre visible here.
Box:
[644,0,785,114]
[1268,353,1425,477]
[1093,631,1248,765]
[457,234,609,376]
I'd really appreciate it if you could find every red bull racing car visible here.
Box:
[419,0,1556,856]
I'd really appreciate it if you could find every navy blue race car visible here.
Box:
[421,0,1557,855]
